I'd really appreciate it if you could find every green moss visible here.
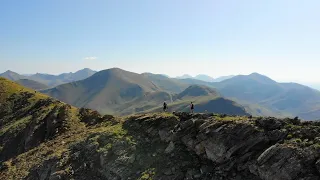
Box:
[312,143,320,149]
[294,138,302,143]
[285,124,302,130]
[138,168,156,180]
[214,116,247,122]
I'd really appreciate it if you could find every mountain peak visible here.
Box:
[3,70,17,74]
[177,85,219,99]
[247,72,277,84]
[221,72,276,85]
[0,70,25,81]
[76,68,95,72]
[94,67,127,76]
[249,72,264,76]
[73,68,96,77]
[194,74,215,82]
[176,74,193,79]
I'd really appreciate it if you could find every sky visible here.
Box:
[1,0,320,83]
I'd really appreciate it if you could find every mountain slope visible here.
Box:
[16,79,49,90]
[212,75,235,82]
[0,70,26,81]
[0,77,83,162]
[41,68,161,114]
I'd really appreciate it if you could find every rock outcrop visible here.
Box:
[122,113,320,180]
[2,111,319,180]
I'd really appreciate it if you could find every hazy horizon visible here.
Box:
[2,67,319,86]
[1,0,320,83]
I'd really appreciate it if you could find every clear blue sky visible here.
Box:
[1,0,320,83]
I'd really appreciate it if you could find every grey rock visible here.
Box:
[164,141,175,154]
[180,119,194,130]
[256,117,283,130]
[315,159,320,173]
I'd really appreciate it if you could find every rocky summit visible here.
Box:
[1,109,320,179]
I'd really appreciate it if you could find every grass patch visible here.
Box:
[214,116,248,122]
[138,168,156,180]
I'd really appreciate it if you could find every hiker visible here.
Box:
[163,101,167,112]
[190,102,194,113]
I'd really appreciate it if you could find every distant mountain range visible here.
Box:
[41,68,248,116]
[2,68,320,120]
[176,74,235,82]
[210,73,320,120]
[0,68,96,88]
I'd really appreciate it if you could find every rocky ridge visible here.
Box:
[2,111,320,179]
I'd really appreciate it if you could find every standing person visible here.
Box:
[190,102,194,114]
[163,101,167,112]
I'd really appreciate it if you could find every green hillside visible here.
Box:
[0,77,82,162]
[16,79,49,90]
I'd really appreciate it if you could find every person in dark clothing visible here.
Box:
[163,101,167,112]
[190,102,194,113]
